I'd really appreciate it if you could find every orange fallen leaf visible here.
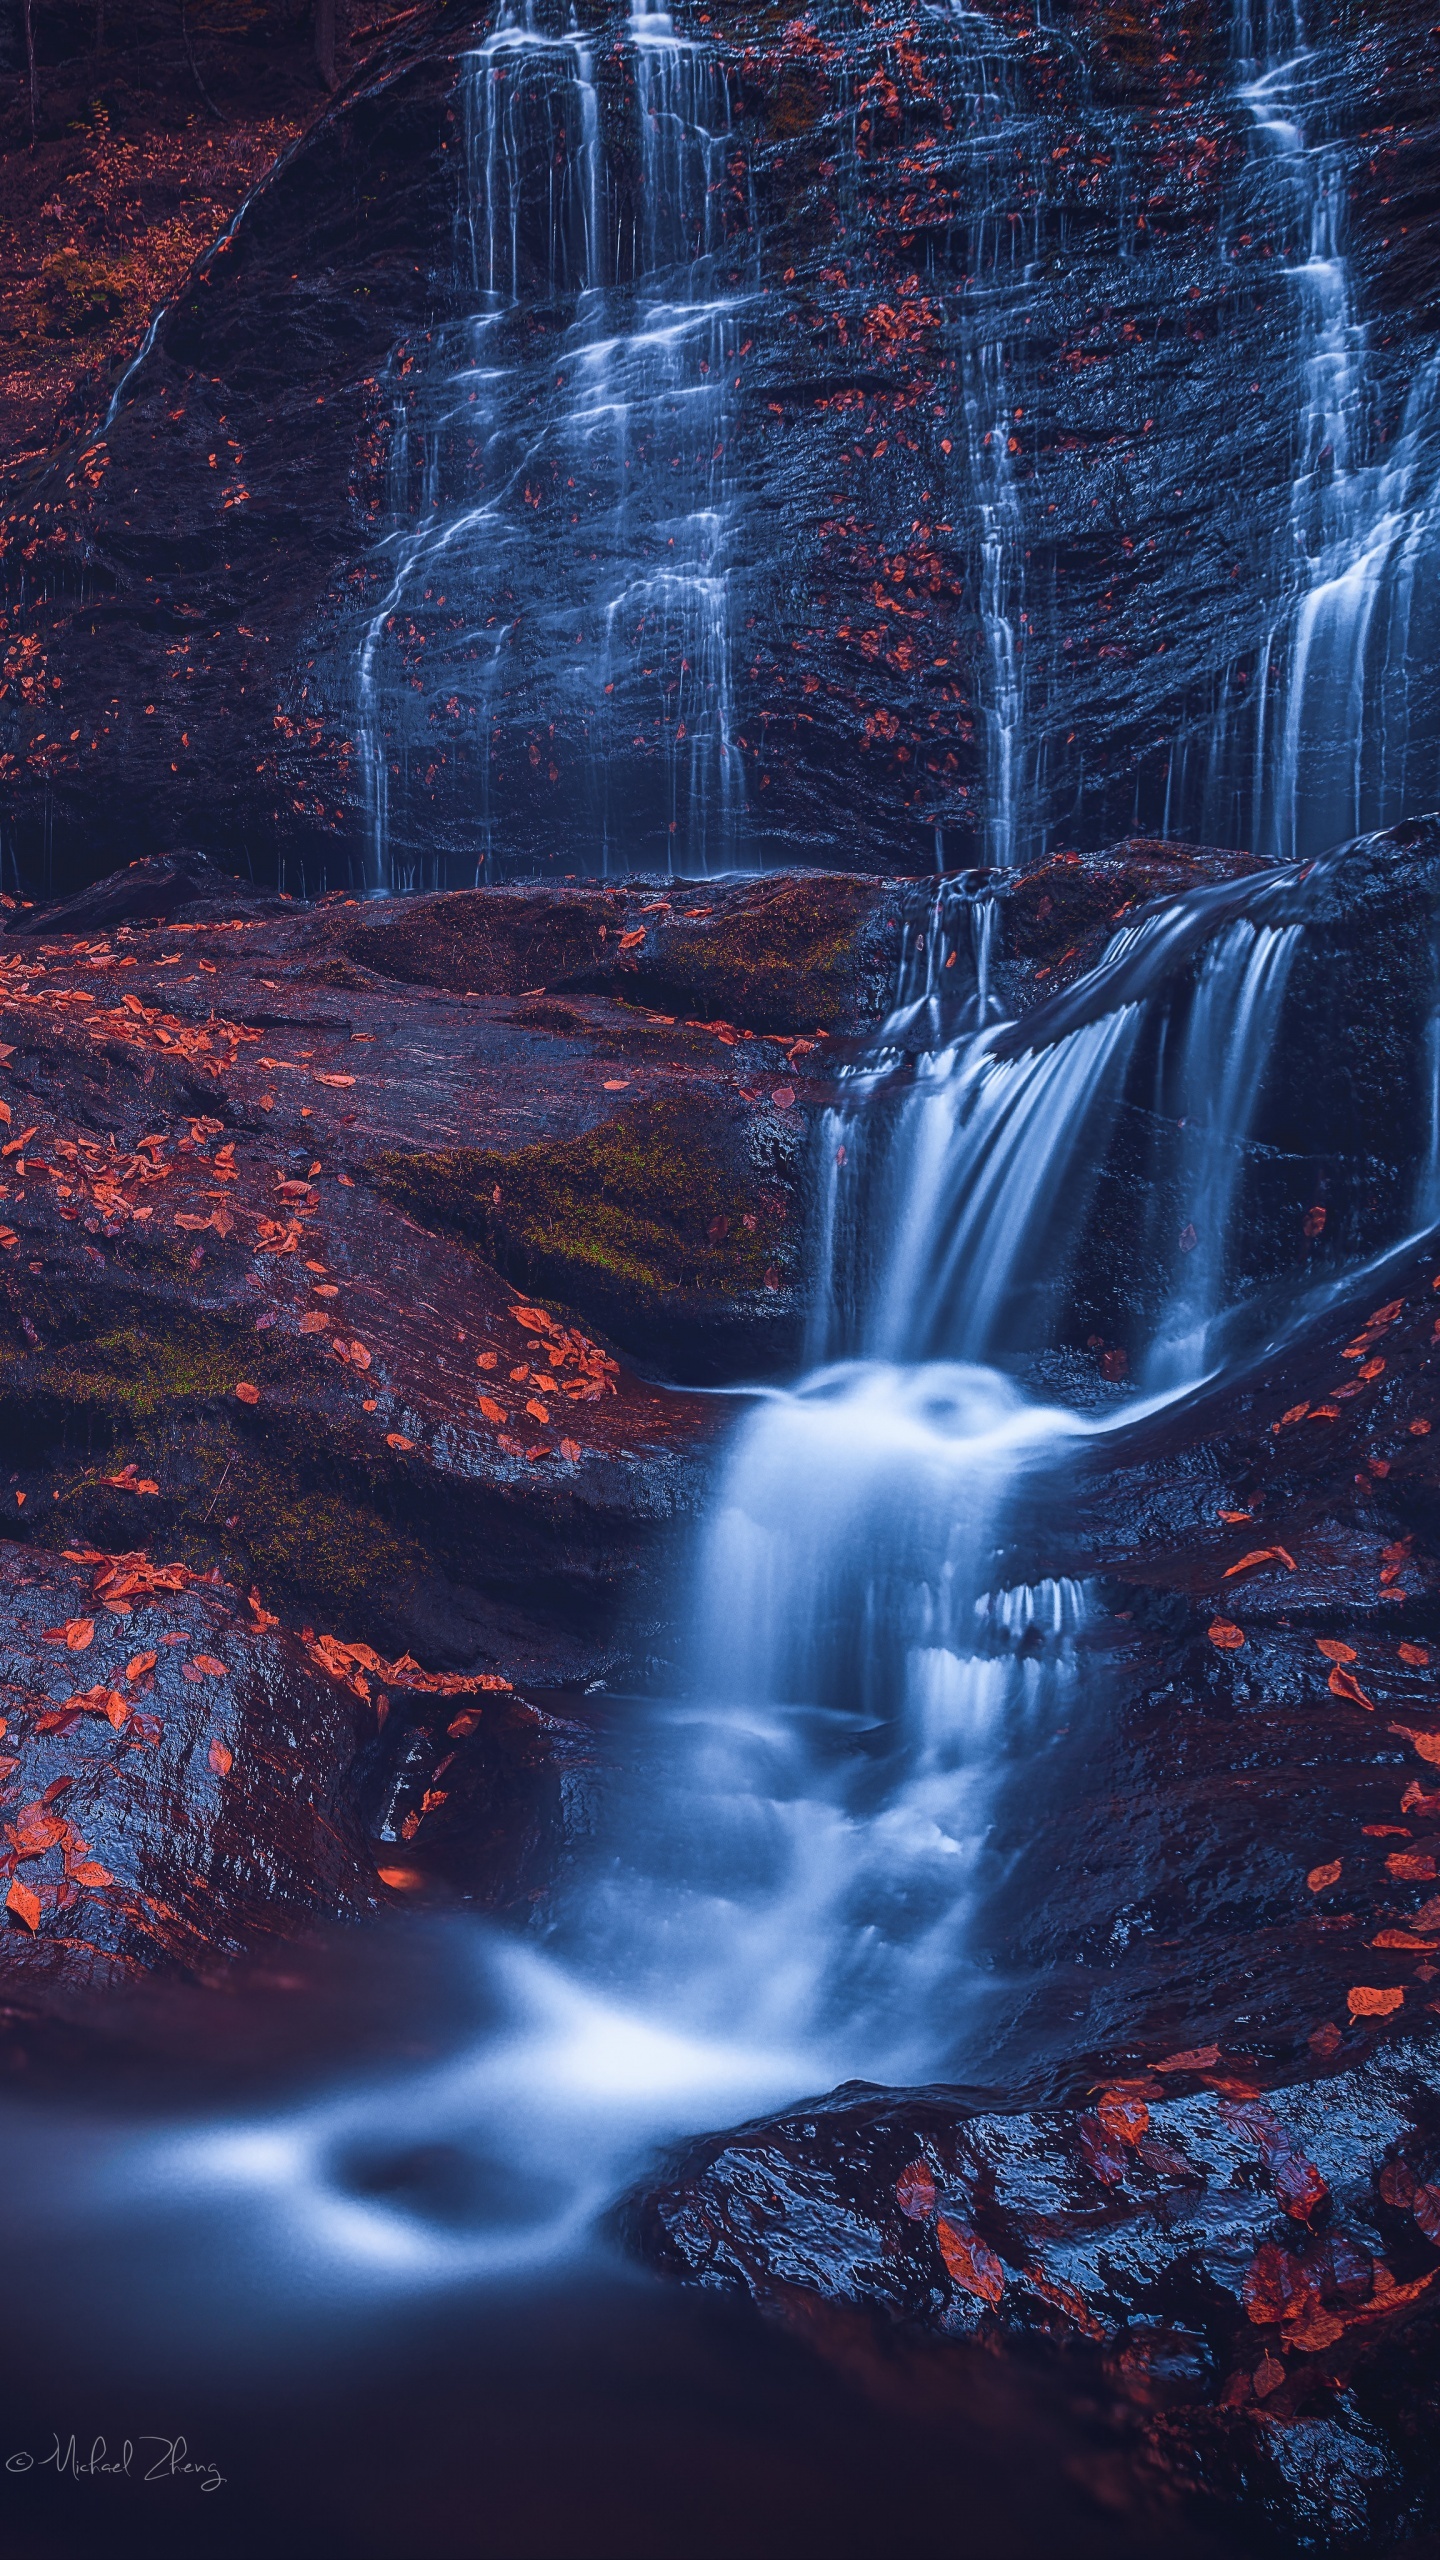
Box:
[298,1311,330,1333]
[1097,2090,1150,2146]
[68,1860,113,1889]
[6,1877,39,1931]
[43,1619,95,1651]
[602,1079,630,1091]
[1223,1546,1296,1578]
[476,1351,499,1370]
[1399,1643,1430,1666]
[1371,1929,1439,1949]
[617,929,646,950]
[376,1866,424,1891]
[1208,1620,1245,1650]
[477,1398,505,1424]
[190,1655,228,1679]
[1317,1638,1357,1664]
[935,2217,1005,2304]
[313,1073,355,1088]
[560,1438,581,1463]
[125,1651,157,1681]
[1153,2043,1221,2073]
[1347,1985,1405,2017]
[1358,1358,1387,1381]
[1329,1666,1375,1710]
[386,1432,415,1451]
[208,1738,233,1776]
[1411,1419,1432,1436]
[525,1398,550,1424]
[1307,1860,1342,1892]
[1387,1850,1437,1880]
[895,2158,937,2219]
[234,1381,260,1405]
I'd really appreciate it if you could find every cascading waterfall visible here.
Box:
[1168,0,1440,862]
[356,0,752,891]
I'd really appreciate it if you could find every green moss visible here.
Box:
[639,876,890,1032]
[372,1096,794,1316]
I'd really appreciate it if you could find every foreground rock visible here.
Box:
[0,1536,377,1996]
[632,2044,1440,2553]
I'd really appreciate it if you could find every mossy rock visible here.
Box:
[627,874,895,1032]
[371,1094,805,1380]
[331,887,610,999]
[327,873,898,1036]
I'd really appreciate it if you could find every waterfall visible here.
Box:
[355,0,752,891]
[1181,1,1440,863]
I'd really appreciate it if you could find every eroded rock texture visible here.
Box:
[2,0,1438,890]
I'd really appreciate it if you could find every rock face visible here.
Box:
[0,1535,378,1996]
[2,0,1438,892]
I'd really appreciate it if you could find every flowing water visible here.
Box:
[356,1,752,891]
[1157,0,1440,861]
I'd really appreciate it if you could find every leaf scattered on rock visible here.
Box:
[1348,1985,1405,2018]
[935,2217,1005,2303]
[234,1381,260,1405]
[1208,1619,1245,1650]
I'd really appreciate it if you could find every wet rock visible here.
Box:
[628,2044,1440,2551]
[0,867,755,1682]
[7,848,290,936]
[2,1,1437,887]
[0,1535,377,1996]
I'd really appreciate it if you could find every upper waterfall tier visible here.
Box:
[2,0,1439,892]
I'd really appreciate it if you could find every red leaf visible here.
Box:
[895,2158,936,2220]
[5,1877,39,1931]
[1208,1619,1245,1650]
[935,2217,1004,2303]
[1328,1666,1375,1710]
[1272,2154,1329,2222]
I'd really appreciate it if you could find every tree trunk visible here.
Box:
[22,0,36,145]
[314,0,337,93]
[180,0,222,119]
[95,0,105,56]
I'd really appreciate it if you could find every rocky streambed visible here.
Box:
[0,839,1438,2551]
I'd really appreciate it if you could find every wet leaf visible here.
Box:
[1413,2185,1440,2242]
[234,1380,260,1405]
[386,1432,415,1451]
[1097,2090,1150,2146]
[5,1877,39,1932]
[935,2217,1005,2303]
[313,1073,355,1088]
[1154,2043,1220,2073]
[1224,1547,1296,1578]
[1378,2159,1420,2209]
[298,1311,330,1333]
[477,1399,505,1424]
[376,1866,424,1891]
[43,1619,95,1651]
[525,1398,550,1424]
[124,1651,157,1681]
[1347,1985,1405,2017]
[1399,1643,1430,1666]
[1307,1860,1343,1891]
[1316,1639,1358,1664]
[1303,1205,1327,1239]
[1208,1619,1245,1650]
[1254,2352,1286,2396]
[69,1861,113,1888]
[1272,2153,1329,2221]
[190,1655,227,1680]
[1308,2022,1343,2059]
[208,1739,233,1776]
[1243,2242,1319,2326]
[895,2158,936,2219]
[1328,1666,1375,1710]
[559,1438,581,1463]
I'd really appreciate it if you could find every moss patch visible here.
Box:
[371,1095,798,1347]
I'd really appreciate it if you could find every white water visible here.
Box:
[1165,0,1440,862]
[356,0,751,889]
